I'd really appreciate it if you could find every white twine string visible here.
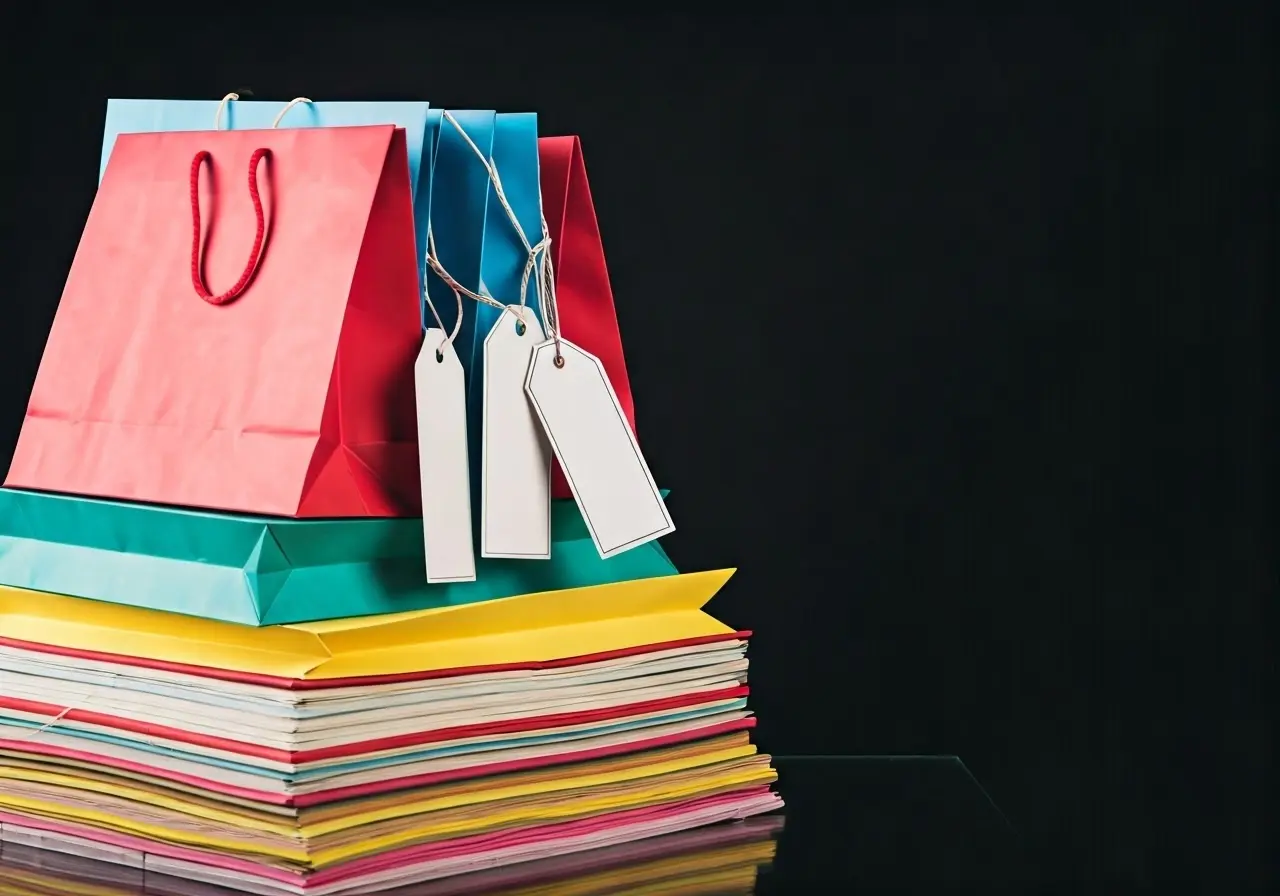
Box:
[11,704,77,741]
[439,111,545,309]
[6,673,173,755]
[535,215,564,366]
[213,92,239,130]
[423,228,467,358]
[8,674,115,742]
[426,112,563,364]
[271,97,313,128]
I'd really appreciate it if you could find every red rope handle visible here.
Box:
[189,148,271,306]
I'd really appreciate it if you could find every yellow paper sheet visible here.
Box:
[0,571,737,679]
[0,838,776,896]
[501,840,777,896]
[0,742,759,837]
[0,732,754,821]
[0,872,126,896]
[1,765,778,866]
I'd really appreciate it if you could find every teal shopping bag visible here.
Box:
[0,489,677,627]
[99,96,437,323]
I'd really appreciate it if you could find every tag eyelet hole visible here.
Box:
[514,320,527,337]
[434,349,444,364]
[553,354,565,369]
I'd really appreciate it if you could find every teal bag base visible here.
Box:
[0,489,676,627]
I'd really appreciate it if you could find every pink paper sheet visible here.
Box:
[0,814,785,896]
[0,717,755,807]
[0,786,781,891]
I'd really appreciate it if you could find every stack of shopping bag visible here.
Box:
[0,96,780,894]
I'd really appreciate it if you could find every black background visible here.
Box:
[0,7,1273,886]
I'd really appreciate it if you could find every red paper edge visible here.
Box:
[0,717,759,809]
[0,630,752,690]
[0,685,751,766]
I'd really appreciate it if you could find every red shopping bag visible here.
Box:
[538,136,637,500]
[5,125,423,518]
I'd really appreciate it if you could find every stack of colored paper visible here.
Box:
[0,815,782,896]
[0,572,781,894]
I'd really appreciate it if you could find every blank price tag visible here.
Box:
[524,338,674,558]
[481,306,552,558]
[414,330,476,583]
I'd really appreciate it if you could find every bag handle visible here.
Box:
[211,92,310,130]
[213,92,240,130]
[189,148,272,306]
[271,97,313,128]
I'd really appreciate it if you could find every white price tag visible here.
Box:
[414,330,476,583]
[481,306,553,558]
[524,338,674,558]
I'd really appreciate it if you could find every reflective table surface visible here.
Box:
[0,756,1036,892]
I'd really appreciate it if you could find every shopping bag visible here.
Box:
[423,109,497,360]
[0,488,678,627]
[99,97,435,318]
[462,112,546,516]
[5,124,423,518]
[539,135,637,498]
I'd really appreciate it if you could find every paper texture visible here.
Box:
[0,789,782,895]
[6,126,423,518]
[482,308,553,559]
[0,814,781,895]
[0,488,677,625]
[0,762,776,865]
[538,136,636,502]
[100,99,446,333]
[426,111,497,374]
[0,570,737,680]
[0,714,756,807]
[525,339,673,558]
[415,333,477,583]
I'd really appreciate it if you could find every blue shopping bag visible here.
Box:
[424,109,496,350]
[99,96,436,322]
[420,111,547,527]
[425,111,545,374]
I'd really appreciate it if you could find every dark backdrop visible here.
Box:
[0,8,1273,885]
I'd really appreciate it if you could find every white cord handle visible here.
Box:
[271,97,313,128]
[213,92,239,130]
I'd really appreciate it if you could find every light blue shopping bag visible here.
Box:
[99,96,436,323]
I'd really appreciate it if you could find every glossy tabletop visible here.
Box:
[0,756,1035,892]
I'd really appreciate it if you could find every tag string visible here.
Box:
[535,217,564,367]
[427,112,564,366]
[423,228,471,355]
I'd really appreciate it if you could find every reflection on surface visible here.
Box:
[756,756,1028,888]
[0,816,783,896]
[1,756,1034,889]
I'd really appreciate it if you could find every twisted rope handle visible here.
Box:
[189,148,271,306]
